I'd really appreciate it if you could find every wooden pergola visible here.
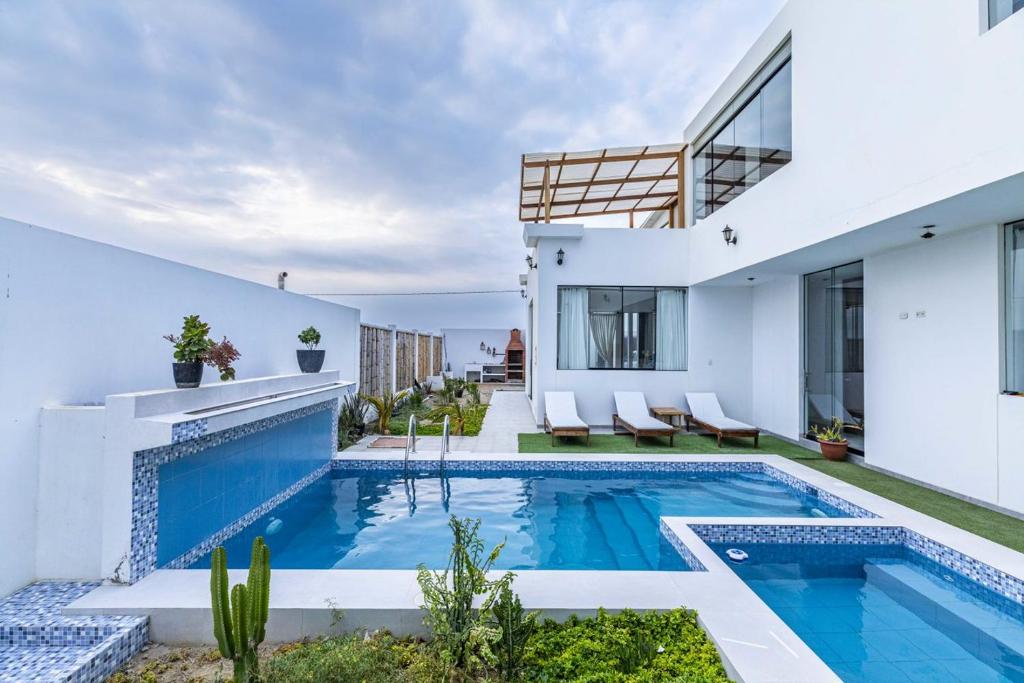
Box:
[519,143,688,228]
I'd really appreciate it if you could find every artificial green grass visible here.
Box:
[518,432,1024,554]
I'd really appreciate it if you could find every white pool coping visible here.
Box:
[67,451,1024,683]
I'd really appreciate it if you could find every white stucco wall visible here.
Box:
[683,0,1024,285]
[525,227,754,427]
[751,276,802,440]
[0,217,361,597]
[441,328,515,379]
[864,225,1003,505]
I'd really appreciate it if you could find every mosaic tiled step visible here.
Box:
[0,582,147,682]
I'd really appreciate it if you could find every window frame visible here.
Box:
[1004,219,1024,392]
[692,39,793,222]
[555,285,688,371]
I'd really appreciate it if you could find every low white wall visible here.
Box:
[864,225,1002,505]
[0,217,361,597]
[441,328,513,379]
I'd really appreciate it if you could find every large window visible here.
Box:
[556,287,687,370]
[693,43,792,220]
[990,0,1023,28]
[1006,220,1024,392]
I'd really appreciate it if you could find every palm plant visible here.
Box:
[427,402,482,436]
[361,389,407,435]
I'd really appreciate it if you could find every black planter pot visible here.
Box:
[172,361,204,388]
[297,349,326,373]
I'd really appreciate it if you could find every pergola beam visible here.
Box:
[522,172,678,192]
[522,149,680,168]
[521,191,677,210]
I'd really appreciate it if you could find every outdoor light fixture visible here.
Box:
[525,255,536,269]
[520,289,527,299]
[920,225,936,240]
[556,248,565,265]
[480,342,486,351]
[722,225,737,246]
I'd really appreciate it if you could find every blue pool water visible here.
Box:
[711,543,1024,683]
[188,468,847,571]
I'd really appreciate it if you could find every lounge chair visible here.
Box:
[807,393,864,432]
[544,392,590,445]
[612,392,678,446]
[684,392,760,447]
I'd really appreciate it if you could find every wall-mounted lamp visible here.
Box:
[520,288,527,299]
[722,225,737,246]
[920,224,935,240]
[480,341,487,351]
[525,255,537,270]
[556,248,565,265]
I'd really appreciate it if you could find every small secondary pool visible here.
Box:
[188,467,849,571]
[711,542,1024,683]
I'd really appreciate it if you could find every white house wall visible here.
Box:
[751,276,802,440]
[683,0,1024,285]
[0,217,361,597]
[527,228,754,427]
[863,225,1002,506]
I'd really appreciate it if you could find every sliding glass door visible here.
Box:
[804,262,865,453]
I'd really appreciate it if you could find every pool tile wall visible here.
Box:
[130,399,338,583]
[690,523,1024,607]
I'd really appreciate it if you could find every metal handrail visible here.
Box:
[440,414,451,469]
[404,414,417,471]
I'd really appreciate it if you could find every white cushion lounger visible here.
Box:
[684,392,760,448]
[612,392,678,446]
[544,392,590,445]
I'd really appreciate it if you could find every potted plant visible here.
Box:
[164,314,214,388]
[296,326,325,373]
[811,416,849,461]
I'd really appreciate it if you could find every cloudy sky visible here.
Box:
[0,0,783,329]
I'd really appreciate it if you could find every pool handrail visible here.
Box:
[404,414,417,471]
[440,414,451,469]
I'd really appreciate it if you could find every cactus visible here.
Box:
[210,537,270,683]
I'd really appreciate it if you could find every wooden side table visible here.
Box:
[649,406,687,428]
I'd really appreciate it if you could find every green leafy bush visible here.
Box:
[390,404,488,437]
[298,326,322,350]
[262,633,430,683]
[337,394,367,449]
[164,314,213,363]
[417,516,513,677]
[492,585,537,682]
[523,609,730,683]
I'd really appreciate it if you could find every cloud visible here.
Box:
[0,0,785,328]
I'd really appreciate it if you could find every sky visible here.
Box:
[0,0,785,330]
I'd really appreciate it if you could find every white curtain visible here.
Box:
[558,288,589,370]
[589,313,618,368]
[656,289,687,370]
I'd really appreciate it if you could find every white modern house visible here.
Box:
[521,0,1024,514]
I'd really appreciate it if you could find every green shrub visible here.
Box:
[417,516,513,677]
[390,404,487,437]
[492,585,537,682]
[262,633,425,683]
[297,326,322,350]
[164,314,213,363]
[523,609,730,683]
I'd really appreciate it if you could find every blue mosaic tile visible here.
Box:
[170,418,208,443]
[0,582,147,683]
[658,520,707,571]
[130,399,339,583]
[685,523,1024,608]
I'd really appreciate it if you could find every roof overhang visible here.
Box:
[519,143,687,226]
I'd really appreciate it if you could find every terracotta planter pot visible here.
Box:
[819,440,849,462]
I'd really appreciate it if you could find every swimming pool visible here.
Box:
[186,466,852,571]
[711,542,1024,683]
